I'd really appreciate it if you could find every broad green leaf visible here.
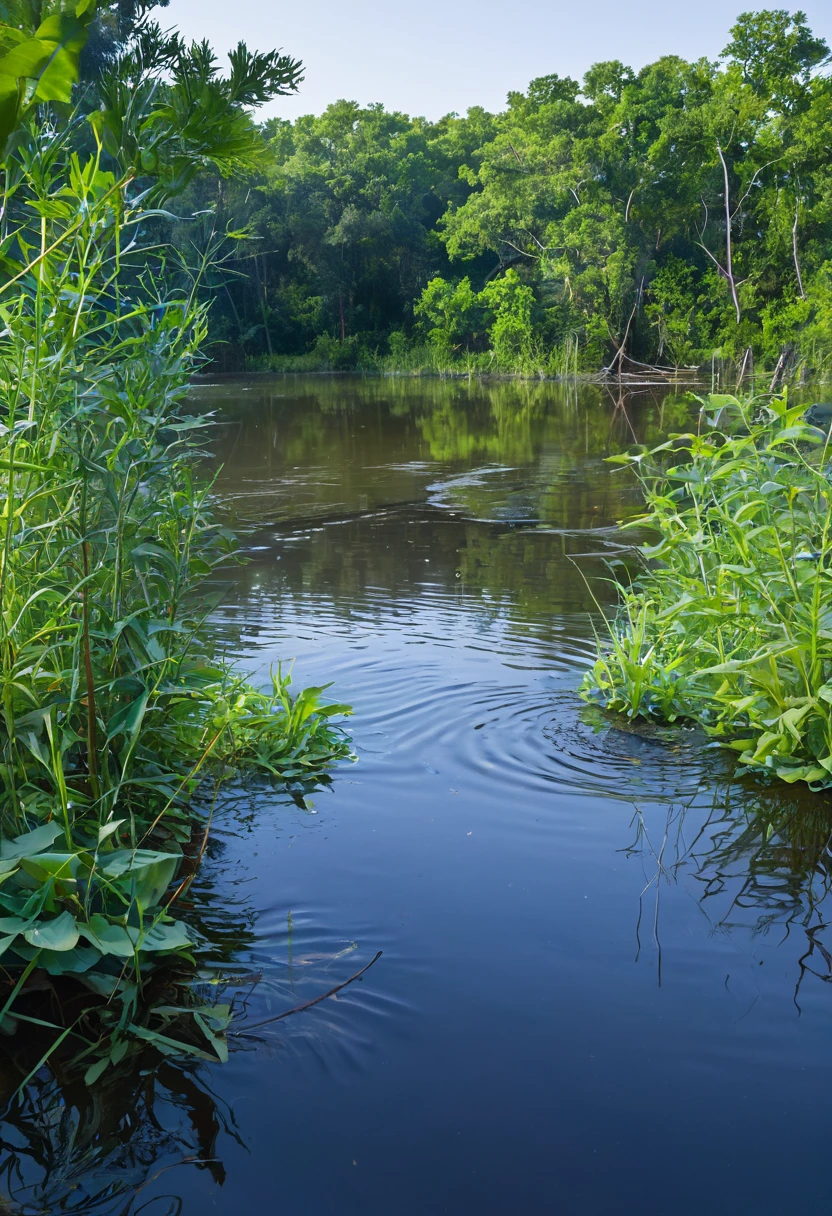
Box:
[0,822,62,861]
[0,40,52,83]
[779,704,812,740]
[106,688,149,741]
[775,764,829,784]
[23,910,79,951]
[194,1010,229,1063]
[84,1056,109,1085]
[98,818,127,844]
[100,849,180,908]
[25,944,100,975]
[20,852,89,884]
[0,73,18,146]
[140,920,192,952]
[78,912,190,956]
[77,915,135,958]
[0,916,29,934]
[77,971,124,998]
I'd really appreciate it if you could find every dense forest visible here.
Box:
[174,9,832,377]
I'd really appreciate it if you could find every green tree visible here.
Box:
[415,275,482,353]
[167,8,832,377]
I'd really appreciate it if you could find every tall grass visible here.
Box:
[246,331,583,378]
[583,391,832,790]
[0,124,351,1074]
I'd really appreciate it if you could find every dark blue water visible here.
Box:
[4,377,830,1215]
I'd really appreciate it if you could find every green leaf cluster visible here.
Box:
[583,392,832,790]
[0,1,97,153]
[195,11,832,377]
[0,11,347,1074]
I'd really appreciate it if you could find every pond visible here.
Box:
[2,376,831,1215]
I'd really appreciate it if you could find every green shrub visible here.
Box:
[0,126,351,1074]
[583,391,832,790]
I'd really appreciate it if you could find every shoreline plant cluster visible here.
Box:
[583,391,832,791]
[0,3,350,1082]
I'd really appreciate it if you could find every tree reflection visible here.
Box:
[203,375,697,531]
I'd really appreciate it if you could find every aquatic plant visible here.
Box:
[0,12,349,1077]
[583,391,832,790]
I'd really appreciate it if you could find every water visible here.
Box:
[3,376,832,1215]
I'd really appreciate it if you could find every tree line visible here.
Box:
[178,9,832,378]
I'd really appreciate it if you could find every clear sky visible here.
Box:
[164,0,832,120]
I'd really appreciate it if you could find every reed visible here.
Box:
[0,123,351,1078]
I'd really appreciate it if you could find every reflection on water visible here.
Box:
[623,759,832,1004]
[205,375,692,531]
[0,1030,235,1213]
[2,376,831,1216]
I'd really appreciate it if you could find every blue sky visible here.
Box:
[165,0,832,120]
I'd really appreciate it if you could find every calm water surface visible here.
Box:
[4,377,832,1214]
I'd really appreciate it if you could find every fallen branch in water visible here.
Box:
[232,951,383,1034]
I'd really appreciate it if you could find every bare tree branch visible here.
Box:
[716,140,741,324]
[607,277,645,376]
[625,186,636,223]
[695,240,729,280]
[730,157,782,221]
[522,229,556,254]
[793,190,806,300]
[503,239,540,259]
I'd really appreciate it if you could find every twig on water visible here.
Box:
[232,951,383,1035]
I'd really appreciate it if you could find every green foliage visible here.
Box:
[415,275,483,353]
[176,100,496,364]
[0,11,349,1074]
[409,268,575,374]
[213,667,353,780]
[0,0,98,152]
[92,25,303,194]
[583,392,832,790]
[193,10,832,378]
[479,270,536,368]
[0,129,350,1010]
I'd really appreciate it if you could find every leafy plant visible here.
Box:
[0,0,98,153]
[583,391,832,789]
[0,11,348,1076]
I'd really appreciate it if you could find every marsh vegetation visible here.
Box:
[584,392,832,791]
[0,1,349,1081]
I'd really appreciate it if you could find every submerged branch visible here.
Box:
[233,951,383,1034]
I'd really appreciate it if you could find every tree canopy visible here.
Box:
[194,9,832,375]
